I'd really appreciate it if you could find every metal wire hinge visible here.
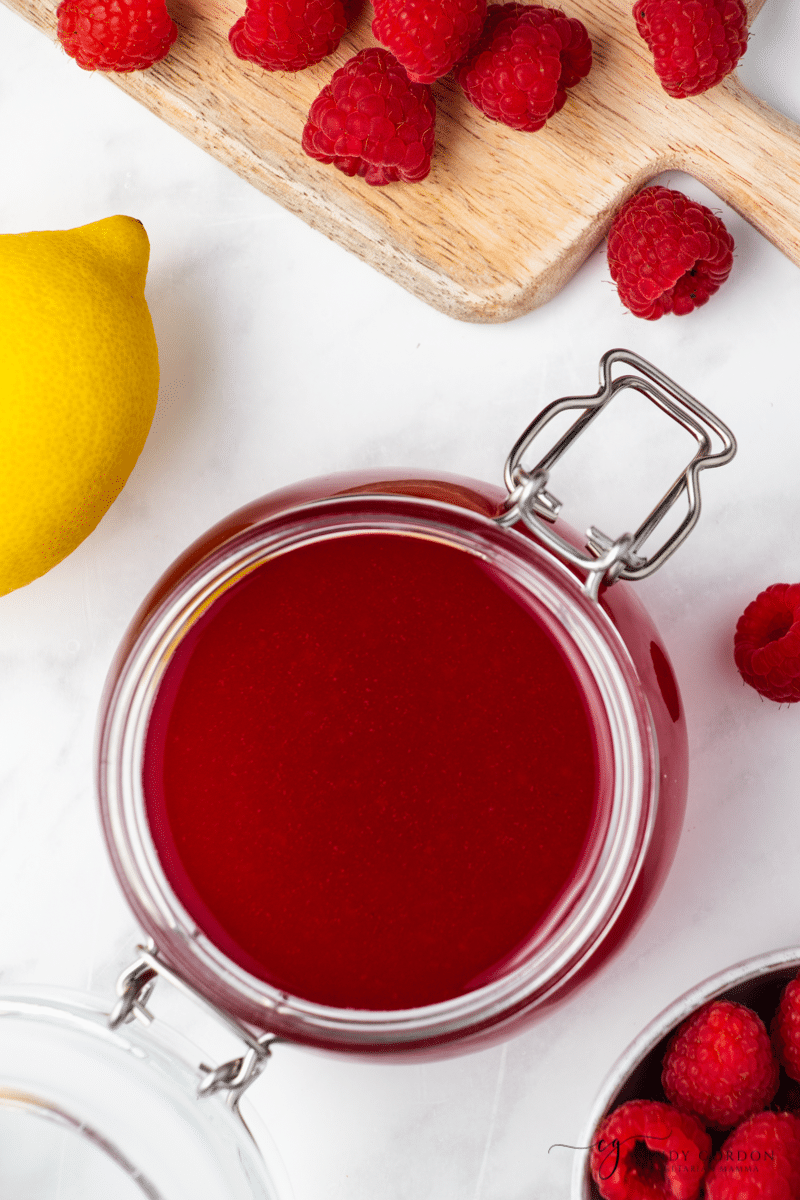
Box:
[109,943,277,1111]
[496,349,736,601]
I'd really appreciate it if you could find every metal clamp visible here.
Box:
[496,348,736,600]
[110,943,277,1112]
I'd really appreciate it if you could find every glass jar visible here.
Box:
[96,350,735,1058]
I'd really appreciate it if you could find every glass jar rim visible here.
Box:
[97,491,657,1051]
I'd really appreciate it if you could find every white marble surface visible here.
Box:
[3,2,800,1197]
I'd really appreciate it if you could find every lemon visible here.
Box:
[0,215,159,596]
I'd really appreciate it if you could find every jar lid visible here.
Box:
[0,987,289,1200]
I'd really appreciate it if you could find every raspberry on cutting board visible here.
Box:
[455,3,592,132]
[590,1098,711,1200]
[229,0,347,71]
[302,47,437,185]
[607,185,734,319]
[634,0,748,99]
[57,0,177,70]
[734,584,800,703]
[662,1000,779,1130]
[704,1111,800,1200]
[372,0,486,83]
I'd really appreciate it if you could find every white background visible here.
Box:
[2,2,800,1197]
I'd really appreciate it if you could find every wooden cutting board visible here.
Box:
[6,0,799,321]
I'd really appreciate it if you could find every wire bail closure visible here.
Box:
[110,943,277,1113]
[495,348,736,601]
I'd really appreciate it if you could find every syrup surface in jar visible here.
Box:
[143,532,599,1010]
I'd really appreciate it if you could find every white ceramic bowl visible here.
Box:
[572,945,800,1200]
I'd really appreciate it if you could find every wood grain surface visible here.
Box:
[5,0,799,321]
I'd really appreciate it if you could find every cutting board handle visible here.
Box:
[673,76,800,267]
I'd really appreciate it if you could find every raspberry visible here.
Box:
[455,4,592,133]
[607,186,734,319]
[57,0,177,70]
[734,584,800,703]
[302,48,436,186]
[229,0,346,71]
[634,0,748,99]
[590,1099,711,1200]
[662,1001,779,1130]
[372,0,486,83]
[773,974,800,1078]
[704,1111,800,1200]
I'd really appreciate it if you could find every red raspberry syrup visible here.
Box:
[143,531,599,1011]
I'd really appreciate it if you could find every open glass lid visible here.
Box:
[0,986,288,1200]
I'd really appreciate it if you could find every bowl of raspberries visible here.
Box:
[574,946,800,1200]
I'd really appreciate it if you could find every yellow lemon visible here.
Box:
[0,215,159,596]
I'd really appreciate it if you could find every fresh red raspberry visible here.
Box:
[773,974,800,1078]
[229,0,346,71]
[704,1111,800,1199]
[57,0,177,70]
[302,48,436,186]
[662,1001,779,1130]
[734,584,800,703]
[590,1099,711,1200]
[455,4,592,132]
[372,0,486,83]
[634,0,748,99]
[607,185,734,319]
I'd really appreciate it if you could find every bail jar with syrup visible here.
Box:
[95,349,735,1066]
